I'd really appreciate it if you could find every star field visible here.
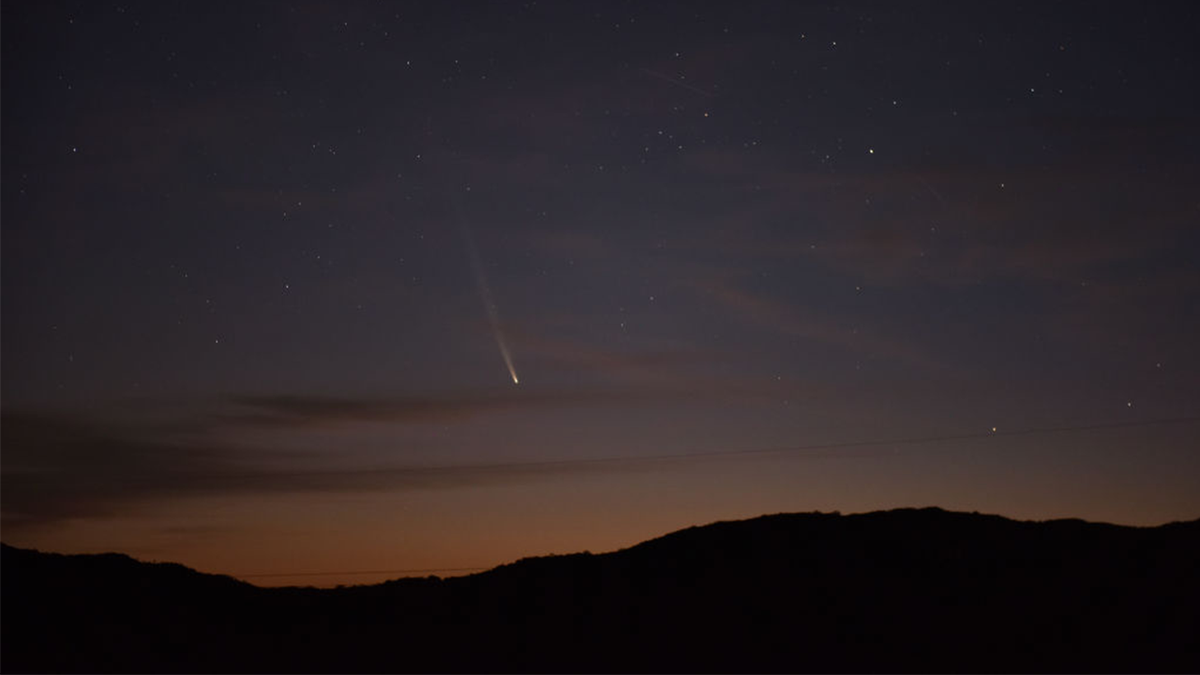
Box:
[2,0,1198,585]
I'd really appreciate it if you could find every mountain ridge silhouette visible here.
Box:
[4,507,1199,673]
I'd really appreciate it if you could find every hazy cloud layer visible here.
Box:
[0,380,811,532]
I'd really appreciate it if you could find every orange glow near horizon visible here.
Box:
[7,422,1197,588]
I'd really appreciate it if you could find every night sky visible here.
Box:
[3,1,1199,586]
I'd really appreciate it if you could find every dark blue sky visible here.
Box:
[3,0,1198,585]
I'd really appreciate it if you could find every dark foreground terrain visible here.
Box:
[4,507,1199,673]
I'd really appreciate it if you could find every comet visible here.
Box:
[453,193,520,385]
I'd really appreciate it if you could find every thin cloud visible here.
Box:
[0,392,850,534]
[675,113,1196,291]
[687,274,946,372]
[0,386,679,531]
[222,389,639,428]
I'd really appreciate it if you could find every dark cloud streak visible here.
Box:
[0,389,844,533]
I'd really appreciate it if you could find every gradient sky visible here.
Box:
[3,0,1199,587]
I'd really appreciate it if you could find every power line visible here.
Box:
[403,415,1200,471]
[241,566,488,579]
[685,415,1200,461]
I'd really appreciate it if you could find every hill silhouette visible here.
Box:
[4,507,1199,673]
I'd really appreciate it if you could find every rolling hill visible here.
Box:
[4,507,1198,672]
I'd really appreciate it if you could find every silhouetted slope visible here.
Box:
[1,544,264,672]
[4,508,1199,673]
